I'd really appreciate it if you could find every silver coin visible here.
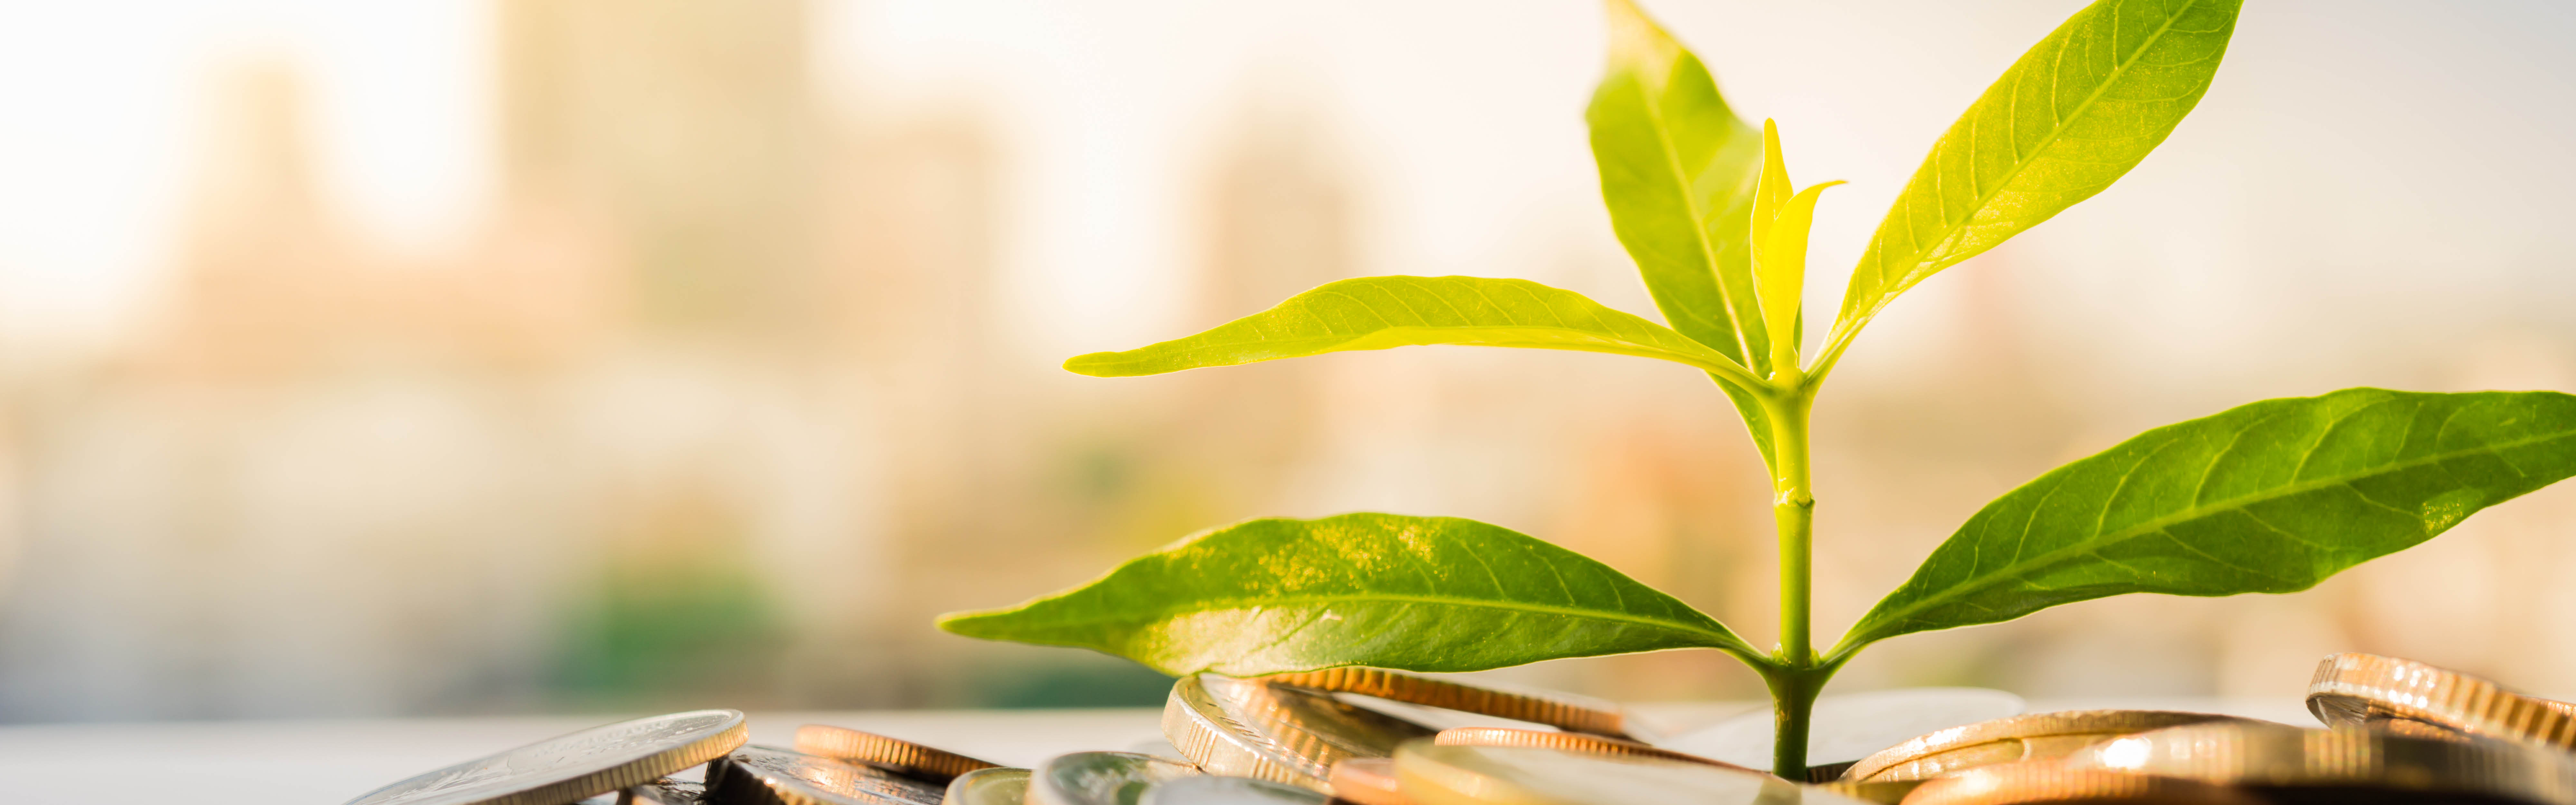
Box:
[344,710,748,805]
[939,767,1030,805]
[624,779,707,805]
[708,745,945,805]
[1137,776,1325,805]
[1028,752,1200,805]
[1655,688,2024,774]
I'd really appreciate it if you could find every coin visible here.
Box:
[1655,688,2025,780]
[939,768,1029,805]
[2308,652,2576,751]
[794,724,1001,783]
[1328,759,1416,805]
[1026,751,1201,805]
[1900,760,2263,805]
[1163,674,1435,793]
[1806,779,1919,804]
[343,709,748,805]
[623,779,706,805]
[1432,726,1756,772]
[1261,668,1632,738]
[2068,721,2576,804]
[706,745,945,805]
[1138,776,1328,805]
[1842,710,2258,783]
[1391,742,1878,805]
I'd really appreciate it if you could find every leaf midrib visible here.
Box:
[1627,63,1754,364]
[1838,424,2576,654]
[1873,0,2206,308]
[1030,591,1746,651]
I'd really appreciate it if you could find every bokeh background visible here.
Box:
[1,0,2574,723]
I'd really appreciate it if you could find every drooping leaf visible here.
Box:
[1586,0,1782,466]
[1824,0,2241,371]
[1062,275,1754,385]
[1834,389,2576,657]
[939,513,1757,675]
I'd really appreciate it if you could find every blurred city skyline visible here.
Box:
[2,0,2576,722]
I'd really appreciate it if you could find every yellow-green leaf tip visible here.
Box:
[1062,351,1129,376]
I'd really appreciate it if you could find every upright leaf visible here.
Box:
[1826,0,2241,368]
[1835,390,2576,657]
[1747,121,1840,374]
[1062,275,1755,386]
[1585,0,1784,467]
[940,514,1756,675]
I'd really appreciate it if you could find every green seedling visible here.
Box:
[938,0,2576,777]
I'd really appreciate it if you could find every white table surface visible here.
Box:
[0,698,2320,804]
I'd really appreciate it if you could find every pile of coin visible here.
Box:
[341,652,2576,804]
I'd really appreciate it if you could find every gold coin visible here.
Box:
[1261,668,1632,738]
[793,725,1000,784]
[1330,758,1416,805]
[1807,779,1922,804]
[1432,726,1757,772]
[707,745,946,805]
[1656,687,2026,776]
[936,768,1027,805]
[2308,652,2576,751]
[1163,674,1435,794]
[2067,721,2576,804]
[1392,742,1876,805]
[1899,761,2262,805]
[1842,710,2258,783]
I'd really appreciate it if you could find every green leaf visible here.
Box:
[1824,0,2241,370]
[1585,0,1781,465]
[939,513,1757,675]
[1834,389,2576,657]
[1061,275,1755,386]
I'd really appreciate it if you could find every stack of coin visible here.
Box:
[1432,726,1754,772]
[350,654,2576,805]
[1259,668,1634,738]
[1393,741,1876,805]
[2309,652,2576,750]
[1162,673,1436,794]
[794,724,1001,784]
[344,709,748,805]
[1025,751,1200,805]
[2069,720,2576,803]
[706,744,947,804]
[1656,687,2027,780]
[1841,710,2256,784]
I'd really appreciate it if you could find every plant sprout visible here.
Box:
[939,0,2576,777]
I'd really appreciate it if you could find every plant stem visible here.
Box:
[1760,384,1821,777]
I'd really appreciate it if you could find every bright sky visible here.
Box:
[2,0,2573,387]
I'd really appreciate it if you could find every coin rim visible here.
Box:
[1899,760,2262,805]
[1026,751,1200,805]
[1431,726,1758,773]
[343,709,748,805]
[1259,667,1630,738]
[712,744,946,805]
[1841,710,2254,783]
[2067,721,2576,801]
[1162,674,1430,794]
[2307,652,2576,750]
[793,724,1001,783]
